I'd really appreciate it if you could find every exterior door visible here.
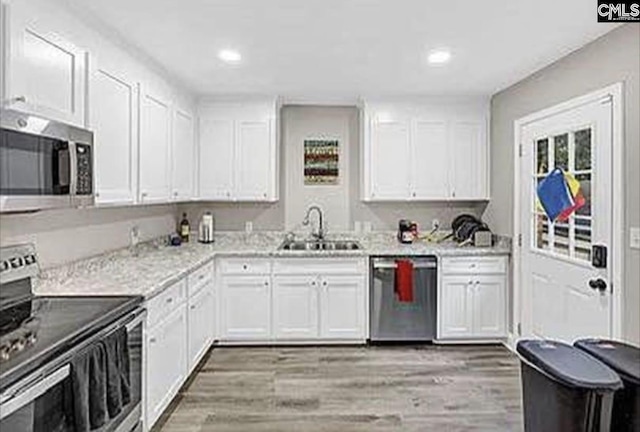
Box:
[520,97,613,343]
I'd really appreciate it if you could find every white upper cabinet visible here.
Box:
[197,99,279,202]
[411,119,449,199]
[88,56,138,205]
[198,118,234,200]
[369,119,411,200]
[171,106,195,201]
[235,119,274,201]
[450,121,487,199]
[139,85,172,203]
[3,0,85,125]
[362,98,489,201]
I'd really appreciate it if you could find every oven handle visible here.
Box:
[0,365,70,420]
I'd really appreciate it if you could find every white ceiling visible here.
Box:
[63,0,618,101]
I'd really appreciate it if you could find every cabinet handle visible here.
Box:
[199,274,205,280]
[412,192,416,197]
[190,305,196,310]
[311,281,317,286]
[243,264,248,270]
[166,297,173,304]
[452,191,456,198]
[264,281,269,286]
[174,191,178,197]
[149,337,157,344]
[322,281,328,287]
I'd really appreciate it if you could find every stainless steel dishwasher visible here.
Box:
[370,256,437,342]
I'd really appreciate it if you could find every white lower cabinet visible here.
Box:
[220,276,271,340]
[438,256,508,340]
[218,258,367,344]
[319,276,366,340]
[145,261,215,430]
[187,284,214,372]
[146,305,187,428]
[273,276,319,339]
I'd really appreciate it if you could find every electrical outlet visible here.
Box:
[630,227,640,250]
[432,219,440,231]
[245,221,253,234]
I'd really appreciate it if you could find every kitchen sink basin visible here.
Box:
[279,240,362,251]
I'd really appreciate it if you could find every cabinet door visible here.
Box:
[139,86,172,203]
[220,276,271,340]
[88,57,137,205]
[369,119,411,200]
[146,306,187,428]
[187,285,213,372]
[171,107,195,201]
[319,276,366,340]
[273,276,319,339]
[439,276,473,338]
[198,118,234,200]
[450,121,487,199]
[5,1,85,125]
[472,275,506,338]
[411,120,449,199]
[235,120,273,201]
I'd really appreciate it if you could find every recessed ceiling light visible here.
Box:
[427,49,452,65]
[218,49,242,64]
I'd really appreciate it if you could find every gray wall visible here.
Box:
[484,24,640,344]
[180,105,485,233]
[0,205,176,269]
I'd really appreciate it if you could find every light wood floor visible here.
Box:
[152,344,523,432]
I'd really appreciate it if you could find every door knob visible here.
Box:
[588,278,607,292]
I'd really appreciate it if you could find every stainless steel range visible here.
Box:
[0,244,145,432]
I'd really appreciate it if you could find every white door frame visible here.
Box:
[512,83,624,345]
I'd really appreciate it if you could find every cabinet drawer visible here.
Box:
[147,279,187,328]
[273,258,365,275]
[219,258,271,275]
[441,256,507,275]
[188,261,214,296]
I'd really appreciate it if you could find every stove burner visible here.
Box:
[0,299,46,363]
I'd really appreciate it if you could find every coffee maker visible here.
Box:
[397,219,416,244]
[198,212,215,244]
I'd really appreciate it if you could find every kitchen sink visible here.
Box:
[279,240,362,251]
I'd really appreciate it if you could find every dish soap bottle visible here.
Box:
[180,213,190,242]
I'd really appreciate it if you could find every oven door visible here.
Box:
[0,310,144,432]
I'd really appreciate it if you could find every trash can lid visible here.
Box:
[517,339,623,390]
[574,339,640,385]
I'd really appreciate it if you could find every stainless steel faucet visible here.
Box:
[302,205,325,240]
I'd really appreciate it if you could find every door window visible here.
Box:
[532,126,593,263]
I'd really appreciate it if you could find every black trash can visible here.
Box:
[517,339,623,432]
[575,339,640,432]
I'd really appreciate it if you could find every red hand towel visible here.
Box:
[395,260,414,303]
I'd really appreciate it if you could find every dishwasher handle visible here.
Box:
[372,259,437,270]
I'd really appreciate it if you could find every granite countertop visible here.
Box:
[35,231,510,299]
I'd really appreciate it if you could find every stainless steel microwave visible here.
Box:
[0,109,94,213]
